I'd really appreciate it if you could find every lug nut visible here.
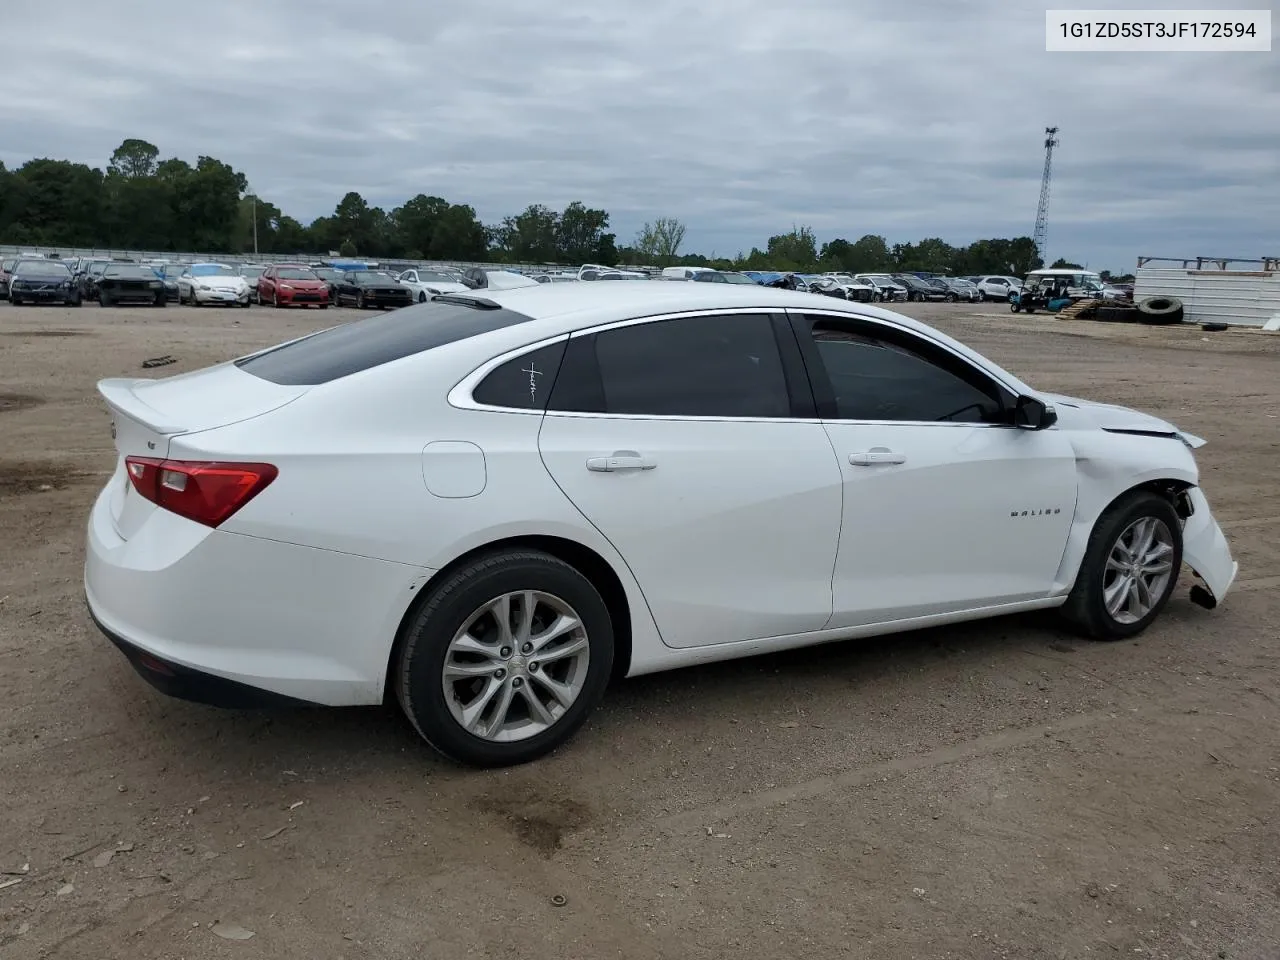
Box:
[499,646,512,658]
[521,642,533,654]
[494,668,506,680]
[528,662,539,673]
[512,677,524,689]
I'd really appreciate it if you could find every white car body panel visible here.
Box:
[538,413,843,647]
[178,262,251,304]
[397,270,469,300]
[820,422,1077,625]
[82,282,1238,708]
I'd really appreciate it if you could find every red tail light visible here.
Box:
[125,457,277,528]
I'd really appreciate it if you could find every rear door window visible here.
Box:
[236,301,535,386]
[549,313,792,418]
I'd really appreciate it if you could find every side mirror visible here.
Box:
[1013,395,1058,430]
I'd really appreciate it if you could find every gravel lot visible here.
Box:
[1,300,1278,960]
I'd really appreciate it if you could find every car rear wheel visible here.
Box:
[1059,491,1183,641]
[395,549,614,767]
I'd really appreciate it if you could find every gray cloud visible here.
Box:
[1,0,1276,270]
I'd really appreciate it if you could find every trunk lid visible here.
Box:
[99,363,307,539]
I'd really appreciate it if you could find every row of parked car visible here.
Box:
[2,252,1134,314]
[0,254,481,310]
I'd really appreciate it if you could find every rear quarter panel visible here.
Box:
[175,343,666,670]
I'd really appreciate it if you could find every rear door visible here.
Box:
[537,310,844,649]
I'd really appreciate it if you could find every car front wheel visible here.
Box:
[396,549,614,767]
[1060,491,1183,640]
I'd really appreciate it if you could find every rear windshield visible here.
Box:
[236,300,536,386]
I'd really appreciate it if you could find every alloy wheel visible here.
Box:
[1103,516,1176,624]
[441,590,591,743]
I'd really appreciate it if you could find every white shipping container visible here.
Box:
[1134,261,1280,327]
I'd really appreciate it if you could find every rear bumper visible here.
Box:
[84,483,434,707]
[88,605,312,708]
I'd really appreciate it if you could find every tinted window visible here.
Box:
[237,301,536,386]
[550,314,791,418]
[806,319,1005,424]
[472,340,569,410]
[103,265,158,279]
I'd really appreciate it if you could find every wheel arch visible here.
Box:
[383,534,634,703]
[1054,473,1197,595]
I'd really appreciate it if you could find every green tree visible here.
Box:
[555,201,613,264]
[430,203,488,260]
[333,192,373,253]
[1050,258,1083,269]
[338,238,357,257]
[765,226,818,270]
[108,138,159,179]
[634,217,687,265]
[491,204,559,262]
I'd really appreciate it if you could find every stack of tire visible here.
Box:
[1094,296,1184,326]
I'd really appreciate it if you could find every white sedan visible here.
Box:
[397,268,469,303]
[177,263,252,307]
[85,283,1237,766]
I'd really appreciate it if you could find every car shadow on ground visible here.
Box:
[94,607,1085,782]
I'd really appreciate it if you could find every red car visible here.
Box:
[256,264,332,308]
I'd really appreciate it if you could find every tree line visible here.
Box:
[1,138,1101,276]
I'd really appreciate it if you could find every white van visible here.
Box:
[660,266,713,281]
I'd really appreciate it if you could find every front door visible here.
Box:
[537,311,843,649]
[789,311,1078,628]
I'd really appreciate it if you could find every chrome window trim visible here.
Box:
[450,304,1030,430]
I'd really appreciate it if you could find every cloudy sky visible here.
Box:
[2,0,1276,270]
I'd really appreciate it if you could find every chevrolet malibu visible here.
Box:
[84,284,1238,767]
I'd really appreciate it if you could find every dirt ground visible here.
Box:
[1,298,1278,960]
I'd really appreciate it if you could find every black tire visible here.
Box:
[395,549,615,767]
[99,291,110,307]
[357,292,365,309]
[1094,306,1141,323]
[9,297,21,306]
[155,295,166,308]
[1136,295,1182,317]
[1201,322,1228,332]
[1010,302,1021,313]
[68,295,81,308]
[1138,305,1184,325]
[418,291,427,303]
[1059,491,1183,641]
